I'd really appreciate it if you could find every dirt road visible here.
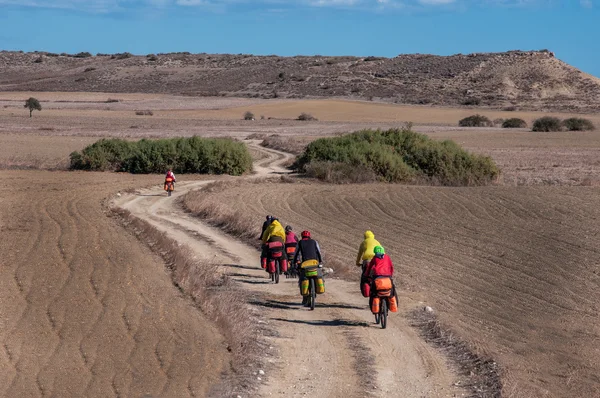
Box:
[115,144,465,397]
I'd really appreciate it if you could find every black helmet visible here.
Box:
[266,215,273,221]
[285,225,292,232]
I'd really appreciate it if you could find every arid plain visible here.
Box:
[1,92,599,397]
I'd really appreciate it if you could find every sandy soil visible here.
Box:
[2,93,599,397]
[113,145,467,398]
[0,171,228,397]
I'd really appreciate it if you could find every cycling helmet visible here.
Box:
[285,225,293,233]
[301,230,311,238]
[266,215,272,220]
[373,245,385,255]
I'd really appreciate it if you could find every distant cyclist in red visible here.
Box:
[165,169,176,184]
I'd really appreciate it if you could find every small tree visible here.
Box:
[24,97,42,117]
[244,111,255,120]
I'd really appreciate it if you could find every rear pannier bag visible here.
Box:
[374,277,392,291]
[360,275,370,298]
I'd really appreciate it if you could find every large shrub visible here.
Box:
[532,117,562,132]
[295,128,499,186]
[502,118,527,128]
[70,137,253,175]
[562,118,595,131]
[459,115,492,127]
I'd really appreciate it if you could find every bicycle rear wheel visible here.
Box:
[380,298,388,329]
[310,278,316,311]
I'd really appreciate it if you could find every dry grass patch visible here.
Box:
[259,134,311,155]
[183,182,262,248]
[111,207,268,396]
[411,308,502,398]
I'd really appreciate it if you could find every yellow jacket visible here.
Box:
[261,220,286,243]
[356,230,381,266]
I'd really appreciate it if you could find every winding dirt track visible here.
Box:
[115,144,465,398]
[0,172,227,398]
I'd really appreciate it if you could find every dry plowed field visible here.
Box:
[2,93,600,397]
[185,181,600,397]
[0,171,228,397]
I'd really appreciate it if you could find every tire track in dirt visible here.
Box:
[115,144,465,398]
[0,172,229,398]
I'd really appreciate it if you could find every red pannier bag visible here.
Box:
[360,275,370,298]
[267,241,287,272]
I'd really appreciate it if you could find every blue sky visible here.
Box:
[1,0,599,76]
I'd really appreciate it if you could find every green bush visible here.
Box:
[532,117,562,132]
[462,97,481,106]
[70,137,253,175]
[295,128,499,186]
[562,118,595,131]
[458,114,492,127]
[112,52,132,60]
[502,118,527,128]
[244,111,255,120]
[73,52,92,58]
[304,161,379,183]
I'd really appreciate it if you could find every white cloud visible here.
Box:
[176,0,208,5]
[419,0,455,4]
[0,0,564,12]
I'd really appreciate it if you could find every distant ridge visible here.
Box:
[1,50,599,112]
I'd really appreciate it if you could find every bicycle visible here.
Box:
[164,178,175,197]
[370,277,397,329]
[267,241,287,284]
[304,266,319,310]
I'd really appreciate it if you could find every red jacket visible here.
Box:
[365,254,394,278]
[285,231,298,245]
[165,171,176,181]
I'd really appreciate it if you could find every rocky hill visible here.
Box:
[1,50,599,112]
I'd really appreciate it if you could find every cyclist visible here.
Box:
[164,169,176,191]
[261,218,286,272]
[365,245,397,313]
[284,225,299,277]
[293,230,323,306]
[356,230,381,272]
[356,230,381,296]
[259,215,274,269]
